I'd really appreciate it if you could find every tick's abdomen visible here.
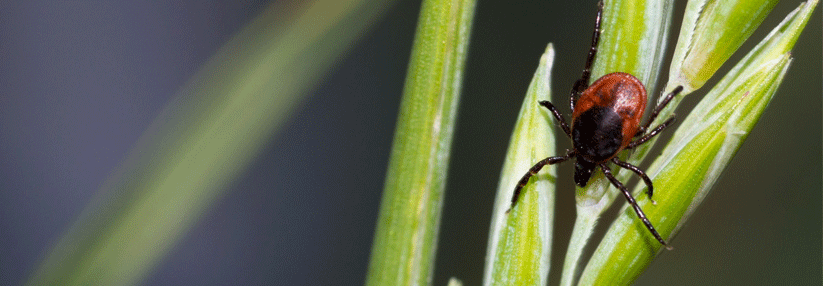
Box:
[572,72,647,151]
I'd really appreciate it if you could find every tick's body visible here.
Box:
[571,72,646,186]
[506,1,682,249]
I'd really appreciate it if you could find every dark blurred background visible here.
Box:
[0,1,819,285]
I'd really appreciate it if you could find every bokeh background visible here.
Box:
[0,1,819,285]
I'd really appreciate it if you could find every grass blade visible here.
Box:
[667,0,778,93]
[365,0,476,284]
[484,44,556,286]
[26,1,396,285]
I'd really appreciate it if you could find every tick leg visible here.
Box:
[612,158,655,204]
[570,0,604,111]
[634,127,646,138]
[627,116,675,149]
[601,164,672,250]
[641,85,683,132]
[507,152,573,213]
[538,100,571,137]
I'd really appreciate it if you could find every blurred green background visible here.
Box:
[0,1,818,285]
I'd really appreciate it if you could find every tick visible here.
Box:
[506,1,682,249]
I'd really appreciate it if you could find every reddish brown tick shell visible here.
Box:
[572,72,647,154]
